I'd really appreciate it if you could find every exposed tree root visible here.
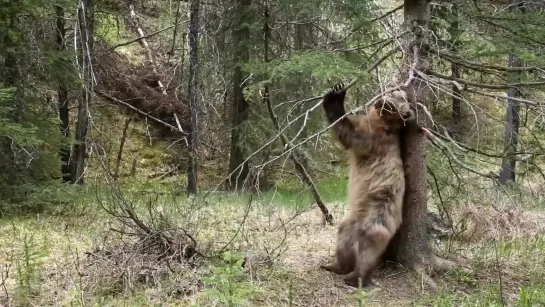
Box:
[431,255,473,275]
[413,265,437,291]
[405,254,473,292]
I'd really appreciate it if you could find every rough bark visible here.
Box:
[186,0,201,195]
[72,0,94,184]
[227,0,251,190]
[56,4,72,182]
[499,1,525,185]
[385,0,432,269]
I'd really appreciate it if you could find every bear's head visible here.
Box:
[372,90,414,127]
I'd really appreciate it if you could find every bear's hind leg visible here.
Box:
[321,220,356,275]
[343,223,392,287]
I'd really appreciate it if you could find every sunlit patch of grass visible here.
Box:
[418,282,545,307]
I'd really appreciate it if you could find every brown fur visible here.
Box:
[320,84,413,287]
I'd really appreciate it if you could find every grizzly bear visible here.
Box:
[320,83,414,287]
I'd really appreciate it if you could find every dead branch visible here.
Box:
[430,47,540,72]
[372,3,404,22]
[95,90,185,135]
[332,36,392,53]
[261,8,332,221]
[220,195,254,251]
[404,45,420,88]
[128,4,167,95]
[94,39,188,137]
[428,70,545,89]
[0,252,12,303]
[96,179,202,262]
[467,88,544,107]
[479,18,545,47]
[264,89,333,225]
[204,48,401,199]
[112,25,177,49]
[423,127,499,179]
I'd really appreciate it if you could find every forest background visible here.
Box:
[1,0,545,306]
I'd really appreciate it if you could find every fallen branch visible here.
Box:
[128,4,167,95]
[112,25,177,49]
[95,90,186,135]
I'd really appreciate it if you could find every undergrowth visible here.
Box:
[0,176,544,306]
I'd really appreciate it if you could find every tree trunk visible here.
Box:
[499,1,524,185]
[450,62,462,140]
[385,0,433,270]
[499,55,522,184]
[72,0,94,184]
[227,0,251,190]
[186,0,201,195]
[114,117,131,180]
[1,16,19,189]
[56,4,72,182]
[449,4,462,141]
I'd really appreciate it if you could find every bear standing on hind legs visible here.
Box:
[320,83,414,287]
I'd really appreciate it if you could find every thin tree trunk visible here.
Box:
[227,0,251,190]
[56,4,72,182]
[499,56,522,184]
[451,63,462,139]
[72,0,94,184]
[114,117,131,180]
[385,0,433,271]
[499,0,525,185]
[2,16,19,189]
[449,4,462,141]
[186,0,201,195]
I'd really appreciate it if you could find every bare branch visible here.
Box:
[127,4,167,95]
[95,90,186,135]
[479,18,545,47]
[404,45,419,88]
[431,48,540,72]
[370,4,404,23]
[112,25,177,49]
[428,70,545,89]
[423,128,499,179]
[466,88,544,107]
[264,91,333,225]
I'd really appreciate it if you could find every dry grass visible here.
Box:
[1,187,545,307]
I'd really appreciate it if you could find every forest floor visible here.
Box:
[1,184,545,307]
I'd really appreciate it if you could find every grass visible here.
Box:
[1,177,545,306]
